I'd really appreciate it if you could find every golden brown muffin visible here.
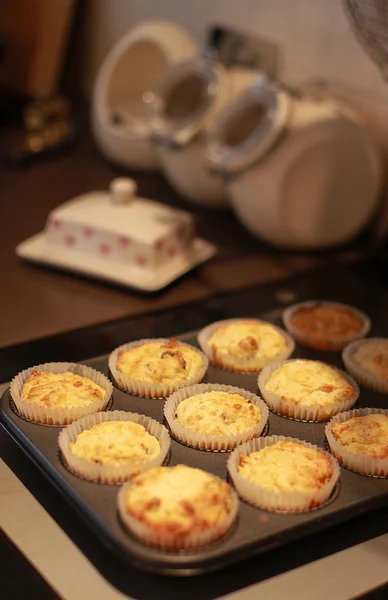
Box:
[207,319,288,371]
[174,390,261,437]
[122,465,233,538]
[21,370,105,408]
[69,421,161,467]
[238,440,333,493]
[264,360,354,409]
[330,414,388,460]
[351,341,388,381]
[116,338,204,385]
[288,303,364,350]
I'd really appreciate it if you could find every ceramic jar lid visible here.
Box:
[207,75,290,178]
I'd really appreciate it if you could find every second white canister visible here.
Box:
[206,76,382,247]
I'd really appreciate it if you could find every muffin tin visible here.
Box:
[1,324,388,575]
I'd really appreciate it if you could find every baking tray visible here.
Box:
[1,316,388,576]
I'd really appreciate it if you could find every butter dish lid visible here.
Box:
[16,178,217,292]
[47,178,192,245]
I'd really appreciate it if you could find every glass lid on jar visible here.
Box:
[143,58,222,148]
[207,75,290,177]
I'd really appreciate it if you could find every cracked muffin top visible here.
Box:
[116,339,204,385]
[264,360,354,408]
[21,371,105,408]
[207,319,288,371]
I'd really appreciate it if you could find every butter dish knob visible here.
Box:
[110,177,137,204]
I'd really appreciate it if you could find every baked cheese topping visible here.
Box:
[69,421,161,466]
[290,304,363,339]
[352,341,388,380]
[117,339,204,384]
[21,371,105,408]
[238,441,333,492]
[175,391,261,436]
[124,465,232,535]
[265,360,354,408]
[331,414,388,459]
[208,320,287,367]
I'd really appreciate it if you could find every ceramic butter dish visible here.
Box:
[16,178,216,291]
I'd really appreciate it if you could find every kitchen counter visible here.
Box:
[1,262,388,599]
[0,103,363,350]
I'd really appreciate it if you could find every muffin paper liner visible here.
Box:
[117,471,239,549]
[227,435,340,513]
[10,362,113,425]
[58,410,171,483]
[325,408,388,477]
[108,338,208,398]
[164,383,269,451]
[258,359,359,422]
[283,300,370,351]
[197,318,295,373]
[342,338,388,393]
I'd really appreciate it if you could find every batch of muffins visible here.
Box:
[9,300,388,551]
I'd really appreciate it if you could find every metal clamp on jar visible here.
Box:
[145,28,263,208]
[207,76,382,247]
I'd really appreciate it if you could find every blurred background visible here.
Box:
[78,0,388,152]
[2,0,388,347]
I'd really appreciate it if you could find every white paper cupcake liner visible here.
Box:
[283,300,370,351]
[10,362,113,425]
[258,359,359,422]
[197,318,295,373]
[58,410,171,483]
[117,471,239,549]
[108,338,208,399]
[227,435,340,513]
[342,338,388,393]
[164,383,269,451]
[325,408,388,477]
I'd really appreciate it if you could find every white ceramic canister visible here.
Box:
[146,57,257,207]
[207,76,382,247]
[92,21,197,171]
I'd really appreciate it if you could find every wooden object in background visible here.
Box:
[0,0,76,98]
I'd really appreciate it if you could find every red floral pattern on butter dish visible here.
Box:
[83,227,95,238]
[155,239,164,252]
[51,218,62,230]
[100,243,112,255]
[136,256,148,267]
[65,235,76,247]
[119,236,131,248]
[168,246,178,258]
